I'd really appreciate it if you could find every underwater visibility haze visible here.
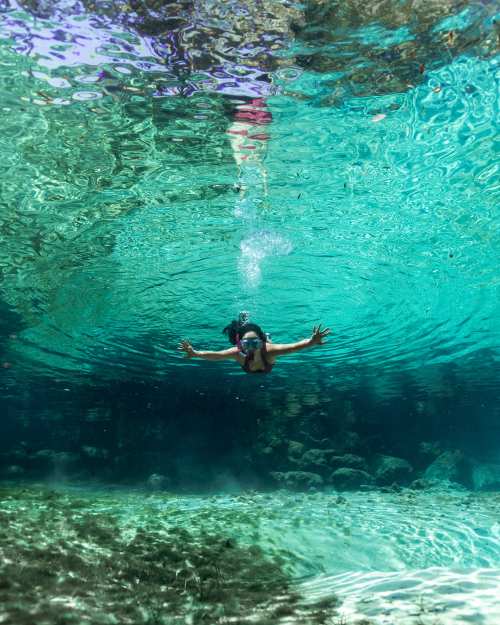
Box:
[0,0,499,623]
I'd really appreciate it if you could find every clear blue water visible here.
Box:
[0,0,498,393]
[0,1,499,623]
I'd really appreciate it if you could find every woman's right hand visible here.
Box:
[178,339,196,358]
[309,324,331,346]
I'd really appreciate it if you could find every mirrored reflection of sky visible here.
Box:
[2,0,279,98]
[2,0,498,101]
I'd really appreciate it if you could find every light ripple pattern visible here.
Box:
[301,568,500,625]
[10,486,498,625]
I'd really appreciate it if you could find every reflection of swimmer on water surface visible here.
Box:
[227,97,272,166]
[178,312,330,374]
[228,97,272,218]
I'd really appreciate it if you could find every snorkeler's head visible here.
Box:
[238,332,263,354]
[222,319,267,345]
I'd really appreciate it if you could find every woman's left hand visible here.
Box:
[310,324,331,346]
[178,339,195,358]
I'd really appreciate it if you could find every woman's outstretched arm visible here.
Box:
[266,325,330,357]
[178,340,238,361]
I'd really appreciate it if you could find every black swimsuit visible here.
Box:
[242,342,273,374]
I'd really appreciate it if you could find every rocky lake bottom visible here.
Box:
[1,483,499,625]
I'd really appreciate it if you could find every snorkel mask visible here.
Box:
[236,333,263,354]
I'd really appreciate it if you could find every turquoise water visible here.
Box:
[0,0,498,392]
[0,1,499,623]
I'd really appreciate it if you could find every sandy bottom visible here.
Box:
[0,483,499,624]
[301,568,500,625]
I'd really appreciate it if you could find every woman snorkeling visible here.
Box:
[178,312,330,374]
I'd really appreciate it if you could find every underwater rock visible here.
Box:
[329,454,368,471]
[373,454,414,486]
[287,440,305,462]
[419,440,444,460]
[331,431,361,453]
[299,450,368,477]
[259,435,288,455]
[146,473,170,490]
[81,445,109,460]
[254,436,288,469]
[298,448,336,474]
[298,431,333,449]
[29,450,81,476]
[378,483,402,493]
[270,470,324,491]
[471,463,500,491]
[423,450,471,487]
[329,468,375,490]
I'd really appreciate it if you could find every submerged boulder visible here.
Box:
[270,471,323,491]
[254,436,288,468]
[329,454,368,471]
[330,431,361,453]
[423,450,471,487]
[298,448,336,474]
[419,441,443,461]
[471,463,500,491]
[298,449,367,475]
[287,440,305,463]
[329,468,374,490]
[373,454,413,485]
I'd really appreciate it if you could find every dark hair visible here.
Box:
[222,320,267,345]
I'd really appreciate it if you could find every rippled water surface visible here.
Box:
[0,0,498,397]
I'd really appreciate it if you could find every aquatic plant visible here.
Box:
[0,486,344,625]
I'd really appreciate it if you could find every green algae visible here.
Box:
[0,486,343,625]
